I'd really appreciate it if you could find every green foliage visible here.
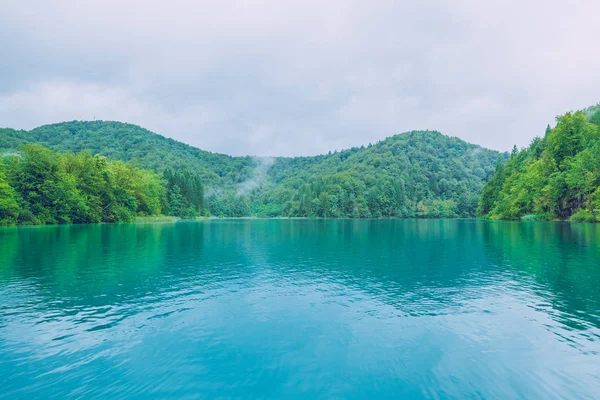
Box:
[0,121,256,190]
[163,169,205,218]
[1,144,167,225]
[0,159,19,225]
[590,110,600,126]
[569,209,598,223]
[1,122,508,220]
[252,131,506,218]
[546,112,596,167]
[479,109,600,222]
[584,103,600,125]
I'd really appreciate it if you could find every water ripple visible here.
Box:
[1,220,599,399]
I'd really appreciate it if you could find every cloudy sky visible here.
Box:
[1,1,599,156]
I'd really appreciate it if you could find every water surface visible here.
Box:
[1,220,599,399]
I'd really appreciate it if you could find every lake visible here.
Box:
[1,220,599,399]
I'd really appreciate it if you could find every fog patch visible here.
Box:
[1,151,22,158]
[237,157,275,195]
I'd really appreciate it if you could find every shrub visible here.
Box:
[569,210,597,223]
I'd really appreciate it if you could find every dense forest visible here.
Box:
[1,121,507,223]
[478,104,600,222]
[0,121,256,190]
[0,145,207,225]
[246,131,506,218]
[5,103,600,225]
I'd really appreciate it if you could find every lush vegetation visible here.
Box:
[7,103,600,225]
[478,105,600,222]
[0,121,256,189]
[163,169,208,218]
[0,144,166,225]
[1,121,507,223]
[246,131,507,218]
[0,144,209,225]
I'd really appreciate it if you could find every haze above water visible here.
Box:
[1,220,599,399]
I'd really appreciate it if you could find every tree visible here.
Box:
[163,169,205,217]
[318,191,330,218]
[1,122,507,220]
[547,112,593,168]
[480,108,600,222]
[168,186,184,217]
[590,109,600,126]
[0,159,19,225]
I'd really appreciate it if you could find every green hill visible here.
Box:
[250,131,506,218]
[478,105,600,222]
[0,121,256,189]
[1,121,507,220]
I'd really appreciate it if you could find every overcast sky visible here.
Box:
[1,1,599,156]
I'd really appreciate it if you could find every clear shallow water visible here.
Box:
[0,220,599,399]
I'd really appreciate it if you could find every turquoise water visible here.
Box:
[1,220,599,399]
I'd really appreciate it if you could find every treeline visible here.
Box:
[0,144,206,225]
[243,172,461,219]
[198,132,506,218]
[0,121,255,189]
[0,122,509,221]
[249,131,506,218]
[478,105,600,222]
[164,169,207,218]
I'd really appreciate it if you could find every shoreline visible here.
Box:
[1,216,597,228]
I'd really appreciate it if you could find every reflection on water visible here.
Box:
[0,220,599,399]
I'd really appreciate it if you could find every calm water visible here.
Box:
[1,220,599,399]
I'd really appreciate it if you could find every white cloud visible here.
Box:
[1,0,599,156]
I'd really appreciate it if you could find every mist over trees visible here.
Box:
[1,121,508,223]
[250,131,506,218]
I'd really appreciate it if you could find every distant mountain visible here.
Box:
[1,121,507,218]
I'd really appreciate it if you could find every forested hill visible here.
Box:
[253,131,506,218]
[0,121,256,189]
[478,104,600,222]
[1,121,507,220]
